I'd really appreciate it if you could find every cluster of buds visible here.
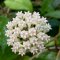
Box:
[5,11,51,56]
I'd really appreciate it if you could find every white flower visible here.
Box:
[20,30,29,39]
[16,11,23,18]
[32,12,40,19]
[40,17,48,23]
[35,23,51,33]
[18,48,26,56]
[37,32,50,42]
[5,30,13,37]
[12,17,20,26]
[12,42,20,49]
[23,41,31,50]
[6,21,13,30]
[36,41,44,48]
[18,20,26,30]
[38,44,45,52]
[7,39,15,46]
[29,28,36,36]
[5,11,51,56]
[13,27,21,36]
[23,11,32,20]
[30,47,38,55]
[29,37,38,45]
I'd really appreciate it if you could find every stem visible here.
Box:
[54,26,60,51]
[56,50,60,60]
[55,38,58,51]
[46,46,60,51]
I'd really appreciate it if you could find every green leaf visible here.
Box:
[45,10,60,18]
[22,56,30,60]
[35,51,57,60]
[46,34,60,47]
[47,19,59,37]
[0,46,30,60]
[48,19,60,27]
[46,40,55,47]
[57,35,60,46]
[40,0,54,15]
[4,0,33,11]
[0,47,18,60]
[53,0,60,8]
[0,15,9,52]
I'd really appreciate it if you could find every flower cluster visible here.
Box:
[5,11,51,56]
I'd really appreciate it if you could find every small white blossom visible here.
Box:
[32,12,40,19]
[23,41,31,50]
[35,23,51,33]
[37,32,50,42]
[20,31,29,39]
[23,11,32,19]
[18,48,26,56]
[11,42,20,53]
[7,39,15,46]
[5,30,13,37]
[29,28,36,36]
[16,11,23,18]
[30,47,38,55]
[6,21,13,30]
[29,37,38,45]
[13,27,21,36]
[18,20,26,30]
[12,17,20,26]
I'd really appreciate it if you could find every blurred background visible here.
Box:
[0,0,60,60]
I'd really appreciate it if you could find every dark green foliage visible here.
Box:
[0,15,9,52]
[45,11,60,18]
[35,51,57,60]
